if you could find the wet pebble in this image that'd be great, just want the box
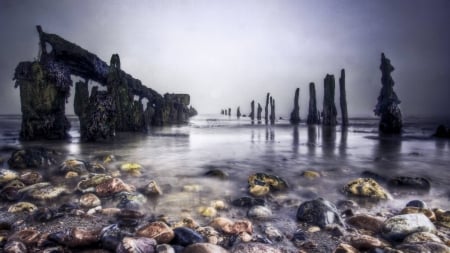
[396,242,450,253]
[301,170,321,179]
[403,231,443,244]
[8,202,37,213]
[387,176,431,192]
[80,193,101,208]
[247,205,272,220]
[4,240,27,253]
[296,198,343,228]
[343,234,387,251]
[342,178,392,200]
[0,168,18,184]
[156,244,175,253]
[210,217,253,235]
[172,227,204,247]
[231,242,281,253]
[264,224,283,242]
[95,178,135,197]
[136,221,174,244]
[382,213,436,241]
[400,206,436,221]
[48,227,100,248]
[231,196,265,208]
[333,243,358,253]
[116,236,156,253]
[59,159,87,174]
[204,169,229,179]
[18,170,43,185]
[345,214,384,233]
[120,163,143,177]
[183,243,229,253]
[406,199,427,208]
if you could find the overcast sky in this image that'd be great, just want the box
[0,0,449,118]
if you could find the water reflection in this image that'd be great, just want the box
[265,127,275,141]
[322,126,336,157]
[339,126,348,157]
[292,126,299,155]
[373,134,402,171]
[307,125,317,156]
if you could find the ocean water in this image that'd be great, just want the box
[0,114,449,220]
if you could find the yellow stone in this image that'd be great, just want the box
[249,184,270,197]
[301,170,321,179]
[343,178,392,200]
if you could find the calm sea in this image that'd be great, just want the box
[1,114,449,217]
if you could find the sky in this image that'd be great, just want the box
[0,0,449,118]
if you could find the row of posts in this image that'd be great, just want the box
[221,69,348,126]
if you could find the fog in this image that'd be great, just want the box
[1,0,449,118]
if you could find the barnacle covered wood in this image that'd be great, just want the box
[13,26,197,141]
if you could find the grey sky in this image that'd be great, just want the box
[1,0,449,117]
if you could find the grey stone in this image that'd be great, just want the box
[382,213,436,241]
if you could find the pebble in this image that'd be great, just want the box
[400,207,436,221]
[296,198,343,228]
[210,217,253,235]
[346,214,384,233]
[116,236,156,253]
[183,243,229,253]
[382,213,436,240]
[264,224,283,242]
[396,242,450,253]
[344,234,387,250]
[231,242,282,253]
[406,199,427,209]
[79,193,101,208]
[301,170,321,179]
[156,244,175,253]
[231,197,265,208]
[198,206,217,217]
[136,221,175,244]
[403,231,443,244]
[387,176,431,192]
[333,243,359,253]
[247,205,272,220]
[342,178,392,200]
[172,227,204,246]
[307,226,321,233]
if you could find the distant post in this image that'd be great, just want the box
[339,69,349,126]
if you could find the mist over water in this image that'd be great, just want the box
[1,115,449,220]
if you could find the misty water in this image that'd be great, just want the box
[1,114,449,222]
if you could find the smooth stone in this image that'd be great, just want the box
[172,227,204,246]
[333,243,359,253]
[301,170,321,179]
[204,169,229,180]
[231,197,265,208]
[346,214,384,233]
[387,176,431,192]
[296,198,343,228]
[231,242,281,253]
[247,205,272,220]
[198,206,217,217]
[396,242,450,253]
[183,243,229,253]
[156,244,175,253]
[116,237,156,253]
[400,207,436,221]
[263,225,283,242]
[382,213,436,241]
[406,200,427,209]
[344,234,386,250]
[79,193,101,208]
[403,231,443,244]
[210,217,253,235]
[343,178,392,200]
[136,221,174,244]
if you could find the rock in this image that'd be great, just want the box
[374,53,402,134]
[247,173,288,197]
[204,169,228,179]
[136,221,174,244]
[387,176,431,193]
[396,242,450,253]
[116,237,157,253]
[382,213,436,241]
[333,243,359,253]
[344,234,387,251]
[210,217,253,235]
[156,244,175,253]
[346,214,384,233]
[183,243,229,253]
[172,227,204,246]
[231,242,281,253]
[339,69,349,126]
[263,225,283,242]
[79,193,101,208]
[433,125,450,138]
[322,74,337,126]
[231,197,265,208]
[301,170,321,179]
[400,207,436,221]
[307,82,320,125]
[8,147,56,170]
[406,200,427,209]
[342,178,392,200]
[403,232,443,244]
[290,88,301,124]
[247,205,272,220]
[198,206,217,217]
[296,198,343,228]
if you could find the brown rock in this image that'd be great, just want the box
[344,234,387,251]
[396,242,450,253]
[346,214,384,233]
[136,221,174,244]
[232,242,281,253]
[183,243,229,253]
[403,232,443,244]
[333,243,359,253]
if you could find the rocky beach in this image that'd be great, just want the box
[0,115,449,252]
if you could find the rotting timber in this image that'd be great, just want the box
[13,26,197,141]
